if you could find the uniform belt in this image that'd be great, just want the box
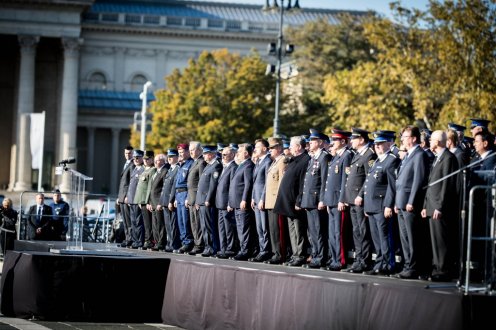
[176,187,187,193]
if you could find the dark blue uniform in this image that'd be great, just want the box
[175,158,194,250]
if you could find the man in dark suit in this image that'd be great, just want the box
[250,138,273,262]
[300,129,332,269]
[394,125,430,279]
[323,129,353,271]
[146,153,170,251]
[274,136,310,267]
[26,193,54,240]
[343,128,377,273]
[186,141,206,255]
[215,146,238,259]
[228,143,255,261]
[421,130,459,281]
[196,145,223,257]
[363,131,400,276]
[158,149,181,252]
[117,145,134,247]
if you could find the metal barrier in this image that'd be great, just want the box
[465,184,496,294]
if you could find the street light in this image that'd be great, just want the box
[139,81,152,151]
[263,0,299,137]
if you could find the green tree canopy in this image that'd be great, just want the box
[132,49,276,151]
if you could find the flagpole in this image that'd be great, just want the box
[37,111,45,192]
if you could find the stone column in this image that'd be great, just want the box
[59,37,82,192]
[12,35,40,192]
[110,128,120,195]
[114,47,125,90]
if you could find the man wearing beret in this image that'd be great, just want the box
[323,129,354,271]
[196,145,223,257]
[343,128,377,273]
[301,128,332,269]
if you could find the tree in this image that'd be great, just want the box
[130,49,276,151]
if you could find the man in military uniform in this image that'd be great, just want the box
[215,146,238,259]
[343,128,377,273]
[363,131,400,275]
[323,129,353,271]
[228,143,255,261]
[186,141,206,255]
[158,148,181,252]
[300,129,332,269]
[196,145,223,257]
[262,137,288,264]
[126,150,144,248]
[146,153,170,251]
[174,143,195,253]
[134,150,155,249]
[117,145,135,247]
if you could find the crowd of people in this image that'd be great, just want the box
[115,117,496,283]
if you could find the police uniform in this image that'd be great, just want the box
[300,129,332,268]
[159,149,181,252]
[196,146,223,256]
[175,144,194,253]
[343,128,377,272]
[363,132,400,275]
[323,129,353,270]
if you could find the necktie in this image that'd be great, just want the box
[37,206,42,224]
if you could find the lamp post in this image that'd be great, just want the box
[139,81,152,151]
[263,0,299,137]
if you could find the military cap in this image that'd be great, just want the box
[420,128,432,137]
[331,129,351,140]
[166,148,178,157]
[268,137,282,149]
[448,123,466,132]
[470,118,490,129]
[202,145,217,153]
[373,131,395,143]
[143,150,155,159]
[132,150,144,158]
[229,143,238,150]
[463,136,474,144]
[350,128,370,139]
[177,143,188,150]
[283,140,290,149]
[217,143,227,152]
[309,128,327,141]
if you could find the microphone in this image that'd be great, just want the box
[58,157,76,165]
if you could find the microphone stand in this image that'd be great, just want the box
[423,151,496,291]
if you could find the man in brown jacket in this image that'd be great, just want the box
[262,137,288,264]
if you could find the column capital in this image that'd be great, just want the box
[61,37,83,58]
[18,35,40,55]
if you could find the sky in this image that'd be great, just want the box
[202,0,431,19]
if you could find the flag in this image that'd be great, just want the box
[30,112,45,169]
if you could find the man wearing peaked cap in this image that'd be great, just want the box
[134,149,156,249]
[217,143,227,152]
[300,128,333,268]
[167,148,178,157]
[196,144,223,257]
[331,128,352,140]
[143,150,155,159]
[126,148,145,249]
[342,127,377,273]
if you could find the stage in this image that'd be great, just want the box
[1,241,495,329]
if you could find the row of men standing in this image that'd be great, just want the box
[116,119,495,282]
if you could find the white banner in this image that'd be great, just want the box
[30,112,45,169]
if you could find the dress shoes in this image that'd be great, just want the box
[165,248,174,253]
[348,266,364,273]
[232,253,249,261]
[303,262,321,269]
[188,247,203,255]
[225,251,237,257]
[131,243,143,249]
[201,251,214,257]
[178,245,193,254]
[215,252,229,259]
[264,258,282,265]
[288,259,304,267]
[326,265,342,271]
[395,270,418,279]
[430,273,451,282]
[364,269,380,276]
